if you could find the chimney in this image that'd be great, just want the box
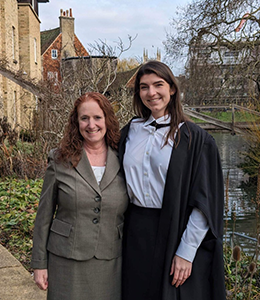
[59,8,75,58]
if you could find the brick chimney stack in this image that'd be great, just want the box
[59,8,75,58]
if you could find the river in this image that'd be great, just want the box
[212,132,258,257]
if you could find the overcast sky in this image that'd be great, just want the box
[39,0,190,75]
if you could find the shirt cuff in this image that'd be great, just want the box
[175,208,209,263]
[175,239,197,262]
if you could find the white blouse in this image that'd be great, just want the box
[123,115,209,262]
[91,166,105,185]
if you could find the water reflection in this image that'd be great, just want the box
[212,132,258,257]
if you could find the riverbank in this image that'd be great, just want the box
[187,107,260,133]
[197,121,258,132]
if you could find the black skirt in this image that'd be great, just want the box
[122,203,162,300]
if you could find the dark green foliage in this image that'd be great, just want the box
[239,143,260,186]
[0,178,43,270]
[19,129,36,143]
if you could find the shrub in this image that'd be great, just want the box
[0,118,47,179]
[0,178,43,270]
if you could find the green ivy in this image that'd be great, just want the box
[0,178,43,270]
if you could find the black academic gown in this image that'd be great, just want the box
[119,120,226,300]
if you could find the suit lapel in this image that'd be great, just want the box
[75,149,101,195]
[100,147,120,191]
[75,147,120,194]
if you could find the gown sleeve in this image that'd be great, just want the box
[189,134,224,239]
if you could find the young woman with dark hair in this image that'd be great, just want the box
[119,61,226,300]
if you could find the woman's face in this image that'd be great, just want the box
[139,73,176,119]
[77,98,107,148]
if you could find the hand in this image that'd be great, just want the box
[170,255,192,288]
[34,269,48,290]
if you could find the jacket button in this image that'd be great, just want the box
[94,207,100,214]
[94,196,101,202]
[92,218,99,224]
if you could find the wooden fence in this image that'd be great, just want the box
[183,104,260,134]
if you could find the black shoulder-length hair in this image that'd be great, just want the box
[133,60,189,146]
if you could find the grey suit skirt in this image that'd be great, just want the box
[47,252,122,300]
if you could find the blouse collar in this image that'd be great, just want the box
[144,114,171,127]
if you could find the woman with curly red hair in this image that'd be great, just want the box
[31,92,128,300]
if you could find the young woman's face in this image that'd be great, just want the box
[139,73,176,119]
[77,99,107,148]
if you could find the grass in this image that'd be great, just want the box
[191,111,260,123]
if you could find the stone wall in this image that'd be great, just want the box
[0,0,21,126]
[18,3,41,129]
[0,1,42,129]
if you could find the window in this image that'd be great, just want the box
[198,49,211,59]
[33,0,37,10]
[13,91,17,124]
[224,51,239,57]
[54,72,58,84]
[35,95,38,111]
[47,71,59,85]
[47,71,54,80]
[51,49,58,59]
[12,26,15,60]
[34,38,37,63]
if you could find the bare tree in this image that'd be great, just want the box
[164,0,260,106]
[0,35,137,158]
[61,35,137,99]
[29,34,137,151]
[59,36,137,128]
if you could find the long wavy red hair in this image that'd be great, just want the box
[55,92,120,167]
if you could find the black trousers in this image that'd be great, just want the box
[122,204,162,300]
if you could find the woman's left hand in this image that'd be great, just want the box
[170,255,192,287]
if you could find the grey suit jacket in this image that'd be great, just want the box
[31,147,129,269]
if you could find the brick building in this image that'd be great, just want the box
[0,0,48,129]
[41,8,88,87]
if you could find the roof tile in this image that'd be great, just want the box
[40,27,60,54]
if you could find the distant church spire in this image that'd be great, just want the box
[156,48,161,61]
[143,48,161,63]
[143,48,148,63]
